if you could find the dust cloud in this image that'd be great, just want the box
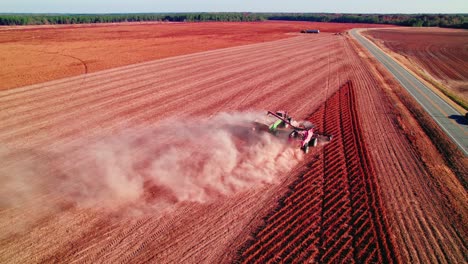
[0,112,303,214]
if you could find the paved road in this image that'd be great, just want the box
[350,29,468,156]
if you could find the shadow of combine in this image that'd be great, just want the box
[448,114,468,125]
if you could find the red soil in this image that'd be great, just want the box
[0,25,465,263]
[239,82,397,263]
[0,21,391,90]
[364,27,468,102]
[345,34,467,263]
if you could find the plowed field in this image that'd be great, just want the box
[0,26,466,263]
[239,82,396,263]
[364,27,468,102]
[0,21,390,90]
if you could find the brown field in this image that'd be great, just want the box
[0,21,390,90]
[364,27,468,104]
[0,22,466,263]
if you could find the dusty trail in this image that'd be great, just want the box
[0,31,465,263]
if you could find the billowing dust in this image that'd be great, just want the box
[0,112,303,216]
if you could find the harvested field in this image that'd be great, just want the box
[0,21,391,90]
[364,27,468,103]
[0,25,466,263]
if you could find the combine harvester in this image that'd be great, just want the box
[254,111,333,153]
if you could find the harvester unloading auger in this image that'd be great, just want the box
[254,111,333,153]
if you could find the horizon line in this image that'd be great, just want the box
[0,12,467,15]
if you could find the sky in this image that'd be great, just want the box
[0,0,467,14]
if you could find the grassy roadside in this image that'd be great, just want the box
[362,30,468,112]
[413,66,468,110]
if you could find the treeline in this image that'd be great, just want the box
[0,13,266,25]
[0,13,466,29]
[267,13,468,28]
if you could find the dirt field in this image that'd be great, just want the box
[364,27,468,104]
[0,23,466,263]
[0,21,390,90]
[239,82,397,263]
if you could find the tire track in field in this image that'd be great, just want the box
[29,49,89,74]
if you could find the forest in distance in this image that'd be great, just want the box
[0,12,467,28]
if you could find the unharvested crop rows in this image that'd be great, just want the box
[238,81,396,263]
